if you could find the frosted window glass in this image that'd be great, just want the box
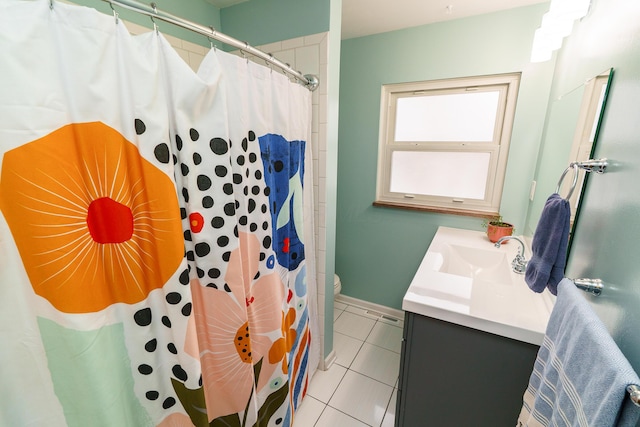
[389,151,490,199]
[394,91,500,142]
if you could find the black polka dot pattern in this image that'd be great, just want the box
[210,137,228,155]
[179,269,189,285]
[166,292,182,304]
[138,364,153,375]
[132,120,206,417]
[197,175,212,191]
[145,339,157,352]
[195,242,210,257]
[172,365,188,382]
[162,397,176,409]
[133,112,312,422]
[141,124,283,419]
[154,144,170,164]
[134,308,152,326]
[161,316,172,328]
[182,303,192,316]
[134,118,146,135]
[131,292,199,412]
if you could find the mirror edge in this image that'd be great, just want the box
[566,67,614,258]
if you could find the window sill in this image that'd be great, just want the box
[372,201,498,220]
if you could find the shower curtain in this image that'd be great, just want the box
[0,1,318,426]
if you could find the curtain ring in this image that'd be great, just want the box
[209,26,217,50]
[267,54,274,73]
[109,2,119,24]
[49,0,54,10]
[150,2,159,34]
[555,163,579,200]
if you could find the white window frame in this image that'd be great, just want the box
[375,73,521,216]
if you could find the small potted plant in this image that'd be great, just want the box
[483,215,514,243]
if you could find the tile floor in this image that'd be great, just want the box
[293,300,404,427]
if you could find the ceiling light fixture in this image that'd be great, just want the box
[530,0,591,63]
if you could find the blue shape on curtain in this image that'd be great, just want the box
[259,133,306,271]
[292,309,309,398]
[295,265,308,297]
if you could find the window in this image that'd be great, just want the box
[375,73,521,216]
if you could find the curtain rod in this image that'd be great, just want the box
[100,0,319,91]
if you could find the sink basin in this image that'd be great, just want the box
[402,226,553,345]
[439,244,512,284]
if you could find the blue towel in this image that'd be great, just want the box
[525,193,571,295]
[517,278,640,427]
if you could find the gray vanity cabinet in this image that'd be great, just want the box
[395,312,539,426]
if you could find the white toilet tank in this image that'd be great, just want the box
[334,274,341,296]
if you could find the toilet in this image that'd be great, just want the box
[333,274,342,297]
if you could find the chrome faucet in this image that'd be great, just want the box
[494,236,528,274]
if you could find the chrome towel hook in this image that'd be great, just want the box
[577,158,608,174]
[628,385,640,407]
[571,278,604,296]
[555,158,608,200]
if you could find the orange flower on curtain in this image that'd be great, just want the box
[0,122,184,313]
[268,307,297,376]
[192,231,287,422]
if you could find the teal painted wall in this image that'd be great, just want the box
[555,1,640,372]
[69,0,221,47]
[220,0,329,47]
[336,4,556,310]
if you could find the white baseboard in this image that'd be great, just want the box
[320,349,336,371]
[335,294,404,321]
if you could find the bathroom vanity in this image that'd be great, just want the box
[397,227,553,426]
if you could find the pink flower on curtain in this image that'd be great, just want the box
[192,232,286,422]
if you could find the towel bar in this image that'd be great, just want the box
[628,385,640,407]
[566,278,640,408]
[569,279,640,408]
[571,278,603,296]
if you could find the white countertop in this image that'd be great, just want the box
[402,226,553,345]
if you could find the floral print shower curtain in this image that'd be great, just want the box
[0,1,317,426]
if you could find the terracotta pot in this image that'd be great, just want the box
[486,222,514,243]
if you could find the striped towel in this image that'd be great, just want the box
[517,278,640,427]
